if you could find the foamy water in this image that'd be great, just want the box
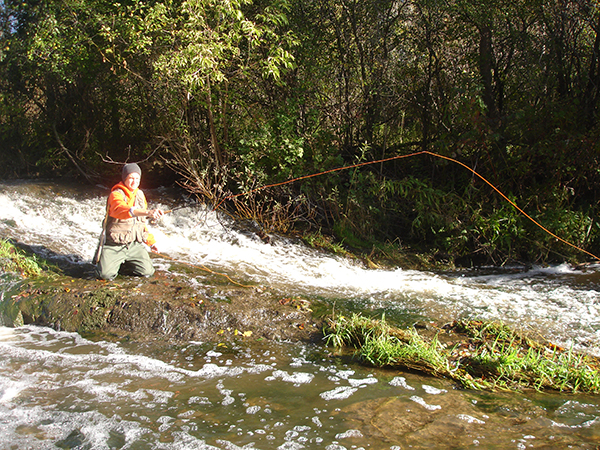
[0,325,454,449]
[1,181,600,448]
[1,180,599,353]
[1,325,599,449]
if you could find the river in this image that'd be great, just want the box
[0,179,599,449]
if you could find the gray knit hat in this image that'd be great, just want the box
[122,163,142,182]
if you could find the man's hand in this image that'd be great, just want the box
[148,209,164,221]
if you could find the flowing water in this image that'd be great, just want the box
[0,179,599,449]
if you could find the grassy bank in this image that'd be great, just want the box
[324,313,600,393]
[0,239,45,278]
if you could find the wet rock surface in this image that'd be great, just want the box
[1,261,324,345]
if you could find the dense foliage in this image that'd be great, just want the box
[1,0,600,265]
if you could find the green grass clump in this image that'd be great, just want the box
[325,314,452,379]
[302,231,349,256]
[324,314,600,393]
[0,239,44,278]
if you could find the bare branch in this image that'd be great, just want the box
[52,124,98,183]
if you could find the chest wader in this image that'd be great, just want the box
[95,189,155,280]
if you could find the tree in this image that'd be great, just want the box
[134,0,297,200]
[0,0,162,179]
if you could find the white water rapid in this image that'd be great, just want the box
[1,179,600,449]
[1,180,599,354]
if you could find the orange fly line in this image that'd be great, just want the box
[214,150,600,262]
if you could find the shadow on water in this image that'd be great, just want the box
[9,238,97,279]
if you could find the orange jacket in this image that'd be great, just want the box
[106,182,156,247]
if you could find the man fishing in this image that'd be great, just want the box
[95,163,164,280]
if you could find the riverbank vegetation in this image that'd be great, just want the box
[324,313,600,393]
[0,239,45,278]
[2,0,600,266]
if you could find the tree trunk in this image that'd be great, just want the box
[206,77,223,167]
[478,23,499,124]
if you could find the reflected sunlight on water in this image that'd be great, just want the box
[1,326,599,449]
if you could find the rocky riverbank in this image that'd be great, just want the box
[1,253,324,345]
